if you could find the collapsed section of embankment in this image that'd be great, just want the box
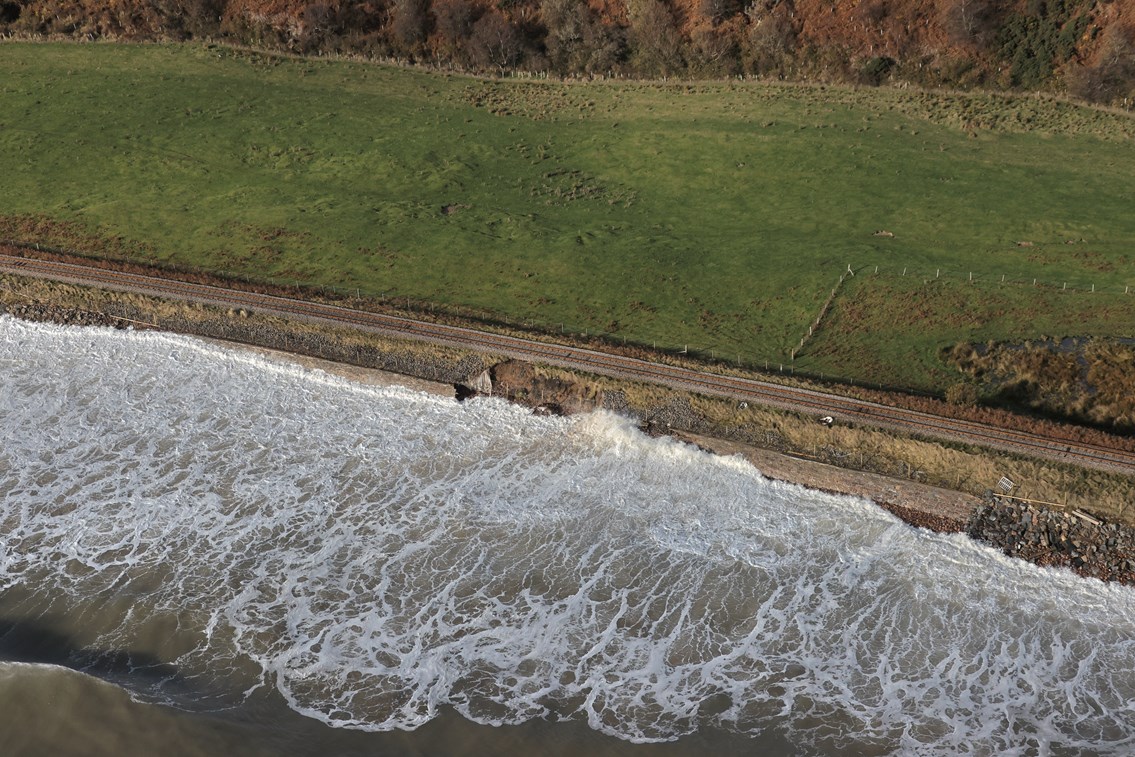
[463,359,1135,586]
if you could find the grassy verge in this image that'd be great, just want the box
[1,42,1134,396]
[803,272,1135,393]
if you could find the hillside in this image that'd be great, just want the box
[2,0,1133,103]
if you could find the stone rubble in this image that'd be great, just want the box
[4,302,127,328]
[967,497,1135,585]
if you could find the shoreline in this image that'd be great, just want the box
[207,338,457,398]
[669,431,978,533]
[228,337,980,534]
[4,295,1135,585]
[222,340,1135,585]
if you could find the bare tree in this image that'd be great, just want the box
[297,2,339,52]
[937,0,995,50]
[743,0,797,76]
[699,0,742,27]
[1068,24,1135,105]
[469,10,523,73]
[689,22,741,76]
[432,0,483,64]
[181,0,226,37]
[856,0,889,30]
[391,0,430,56]
[433,1,477,50]
[540,0,623,75]
[627,0,683,76]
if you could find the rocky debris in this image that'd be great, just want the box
[878,502,967,533]
[601,389,631,416]
[641,398,701,436]
[1,302,133,328]
[968,497,1135,584]
[455,368,493,401]
[468,359,601,416]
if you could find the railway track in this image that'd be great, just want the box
[3,252,1133,475]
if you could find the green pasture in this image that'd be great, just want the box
[1,42,1133,393]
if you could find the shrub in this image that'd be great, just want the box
[860,56,896,86]
[946,382,980,407]
[997,0,1091,89]
[1067,25,1135,105]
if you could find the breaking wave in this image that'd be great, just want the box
[2,316,1135,755]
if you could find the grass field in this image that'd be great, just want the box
[2,42,1134,393]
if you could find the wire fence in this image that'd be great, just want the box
[852,262,1135,295]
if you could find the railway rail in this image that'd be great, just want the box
[2,252,1133,475]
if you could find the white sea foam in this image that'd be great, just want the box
[2,315,1135,755]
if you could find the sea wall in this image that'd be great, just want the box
[968,497,1135,584]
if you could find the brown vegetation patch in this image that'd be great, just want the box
[460,82,598,122]
[946,337,1135,433]
[5,0,1135,109]
[0,214,157,261]
[487,359,603,415]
